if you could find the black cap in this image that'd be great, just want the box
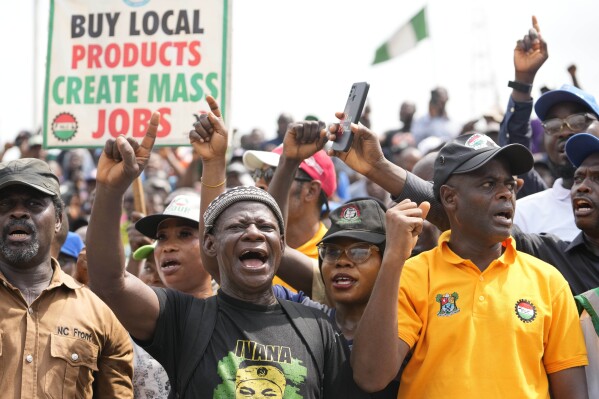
[319,199,386,245]
[432,133,533,199]
[0,158,60,197]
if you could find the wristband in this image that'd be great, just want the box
[508,80,532,94]
[201,178,226,188]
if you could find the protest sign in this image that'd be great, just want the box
[43,0,230,148]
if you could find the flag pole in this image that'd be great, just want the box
[33,0,39,129]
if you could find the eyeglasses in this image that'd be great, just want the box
[318,242,380,263]
[541,113,597,136]
[252,167,313,184]
[252,167,275,183]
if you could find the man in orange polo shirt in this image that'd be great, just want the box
[351,134,588,398]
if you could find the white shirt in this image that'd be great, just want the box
[514,178,580,241]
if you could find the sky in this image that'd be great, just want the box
[2,0,599,145]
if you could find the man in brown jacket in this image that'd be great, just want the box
[0,158,133,398]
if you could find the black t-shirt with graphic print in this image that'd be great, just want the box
[141,288,363,398]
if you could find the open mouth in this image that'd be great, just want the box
[6,224,33,242]
[239,249,268,269]
[573,197,594,216]
[331,274,356,289]
[160,258,182,275]
[493,209,513,224]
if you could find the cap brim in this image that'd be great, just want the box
[135,214,198,238]
[318,230,386,246]
[242,150,280,171]
[565,133,599,167]
[133,243,156,261]
[534,89,598,120]
[0,179,57,196]
[453,143,533,176]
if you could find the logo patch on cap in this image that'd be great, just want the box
[337,204,362,225]
[464,133,498,150]
[515,299,537,323]
[167,196,191,214]
[172,196,189,207]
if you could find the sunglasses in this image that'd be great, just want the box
[252,167,313,184]
[541,113,597,136]
[318,242,380,263]
[252,167,275,183]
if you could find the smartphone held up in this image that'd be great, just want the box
[331,82,370,152]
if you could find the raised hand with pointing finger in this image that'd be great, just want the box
[195,96,229,280]
[511,15,548,101]
[87,109,165,345]
[96,112,159,194]
[188,95,228,165]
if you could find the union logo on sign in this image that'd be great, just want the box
[52,112,78,142]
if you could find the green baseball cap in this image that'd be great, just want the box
[319,199,387,245]
[133,242,156,261]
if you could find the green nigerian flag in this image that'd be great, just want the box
[373,7,428,65]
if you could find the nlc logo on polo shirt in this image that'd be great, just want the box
[515,299,537,323]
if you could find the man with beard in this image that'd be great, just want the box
[509,85,599,241]
[0,158,133,398]
[498,16,599,241]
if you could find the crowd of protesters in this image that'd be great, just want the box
[1,15,598,399]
